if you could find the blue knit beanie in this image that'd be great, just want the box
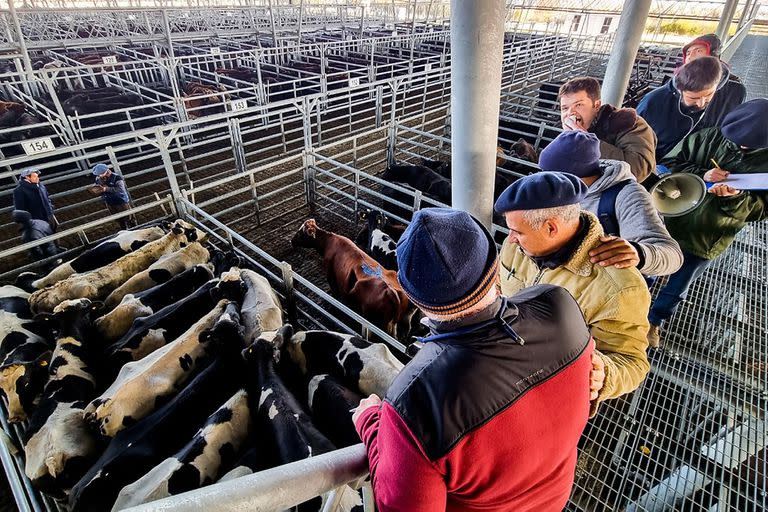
[92,163,110,176]
[721,99,768,149]
[396,208,498,316]
[494,171,588,213]
[538,131,601,177]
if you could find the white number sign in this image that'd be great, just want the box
[230,99,248,112]
[102,55,118,64]
[391,31,398,37]
[210,47,221,55]
[21,137,55,156]
[424,63,433,71]
[348,77,361,87]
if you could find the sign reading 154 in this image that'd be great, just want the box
[21,137,56,156]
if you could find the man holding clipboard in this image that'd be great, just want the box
[647,99,768,347]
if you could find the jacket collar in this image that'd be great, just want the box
[561,212,604,277]
[423,296,504,335]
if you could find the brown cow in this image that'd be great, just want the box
[292,219,416,340]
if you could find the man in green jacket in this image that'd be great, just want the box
[648,99,768,346]
[496,172,651,413]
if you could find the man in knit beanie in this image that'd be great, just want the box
[495,172,651,409]
[353,207,593,511]
[649,98,768,347]
[539,131,682,277]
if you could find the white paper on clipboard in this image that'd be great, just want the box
[720,173,768,190]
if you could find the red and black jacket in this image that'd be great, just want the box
[356,284,594,512]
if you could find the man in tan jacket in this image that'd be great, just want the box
[495,172,651,410]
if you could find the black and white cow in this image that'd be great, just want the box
[84,300,240,437]
[27,226,165,290]
[103,242,210,309]
[69,342,246,512]
[284,330,404,398]
[239,268,283,343]
[24,298,100,496]
[109,308,250,510]
[307,374,362,449]
[29,220,206,314]
[112,388,251,510]
[355,210,399,271]
[0,285,53,423]
[105,270,243,368]
[219,325,336,482]
[94,264,214,342]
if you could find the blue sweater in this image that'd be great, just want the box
[637,64,746,159]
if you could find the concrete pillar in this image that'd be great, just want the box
[716,0,741,42]
[600,0,652,108]
[450,0,506,228]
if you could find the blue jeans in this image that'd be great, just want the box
[648,251,711,326]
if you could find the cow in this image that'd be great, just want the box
[111,389,251,510]
[219,325,336,482]
[94,264,214,342]
[284,330,404,398]
[24,298,100,496]
[382,163,451,205]
[105,270,244,368]
[27,226,165,290]
[239,268,283,343]
[355,210,399,271]
[103,242,210,309]
[84,300,241,437]
[291,219,416,340]
[307,374,362,449]
[0,285,53,423]
[69,341,246,512]
[28,220,205,314]
[419,156,451,179]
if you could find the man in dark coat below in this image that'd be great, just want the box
[558,76,657,182]
[638,55,746,159]
[352,207,593,511]
[88,163,136,230]
[12,169,58,232]
[12,209,60,262]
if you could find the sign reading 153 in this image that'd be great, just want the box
[230,99,248,112]
[21,137,55,156]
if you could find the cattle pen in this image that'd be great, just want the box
[0,1,766,512]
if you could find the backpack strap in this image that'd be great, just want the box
[597,179,633,236]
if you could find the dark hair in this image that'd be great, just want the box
[559,77,601,102]
[676,56,722,92]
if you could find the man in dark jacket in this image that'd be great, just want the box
[559,77,657,182]
[638,56,746,159]
[12,209,60,261]
[648,99,768,347]
[88,163,136,230]
[353,207,593,512]
[12,169,58,232]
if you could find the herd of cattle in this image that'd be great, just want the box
[1,219,406,511]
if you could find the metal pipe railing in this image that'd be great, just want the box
[120,444,369,512]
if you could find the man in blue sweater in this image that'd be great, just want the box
[638,56,745,159]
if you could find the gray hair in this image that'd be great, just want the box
[522,204,581,229]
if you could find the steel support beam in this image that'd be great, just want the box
[600,0,652,108]
[450,0,505,227]
[716,0,741,42]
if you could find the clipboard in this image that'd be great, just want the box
[719,173,768,190]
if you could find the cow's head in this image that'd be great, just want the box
[496,146,507,168]
[0,351,51,423]
[291,219,319,249]
[169,220,207,244]
[201,300,245,350]
[40,298,102,341]
[242,324,293,364]
[510,138,539,164]
[212,268,246,304]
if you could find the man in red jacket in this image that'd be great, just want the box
[352,207,594,512]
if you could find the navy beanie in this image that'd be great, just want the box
[539,131,601,177]
[494,171,588,213]
[721,99,768,149]
[396,208,498,316]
